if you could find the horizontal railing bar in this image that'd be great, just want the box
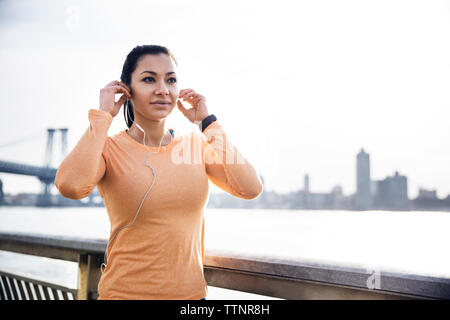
[0,232,106,255]
[204,266,425,300]
[1,231,450,300]
[0,239,81,262]
[205,249,450,300]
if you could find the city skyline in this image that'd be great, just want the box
[3,146,448,211]
[0,129,449,200]
[1,143,448,204]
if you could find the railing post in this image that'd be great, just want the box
[76,254,88,300]
[76,254,103,300]
[87,254,103,300]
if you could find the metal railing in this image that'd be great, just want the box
[0,270,77,300]
[1,231,449,300]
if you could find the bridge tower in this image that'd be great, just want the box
[0,178,4,205]
[44,128,56,168]
[60,128,68,162]
[37,128,69,206]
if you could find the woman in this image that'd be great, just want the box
[54,45,263,300]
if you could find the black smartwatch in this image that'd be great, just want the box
[199,114,217,132]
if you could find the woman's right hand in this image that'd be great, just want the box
[99,80,131,117]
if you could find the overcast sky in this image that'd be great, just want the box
[0,0,449,198]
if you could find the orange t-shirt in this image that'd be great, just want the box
[54,109,263,300]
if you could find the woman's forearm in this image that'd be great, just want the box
[203,121,263,200]
[54,109,112,200]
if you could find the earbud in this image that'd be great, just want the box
[134,122,145,134]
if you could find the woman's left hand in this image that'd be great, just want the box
[177,89,210,124]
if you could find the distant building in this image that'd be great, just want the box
[417,188,437,200]
[291,175,349,209]
[331,185,343,196]
[411,187,446,211]
[303,192,333,209]
[373,171,409,209]
[355,148,372,210]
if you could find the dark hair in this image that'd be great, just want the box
[120,45,178,128]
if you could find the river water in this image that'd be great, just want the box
[1,206,449,299]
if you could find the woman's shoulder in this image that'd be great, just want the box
[101,130,127,153]
[108,129,127,141]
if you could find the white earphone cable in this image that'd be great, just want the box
[100,100,174,273]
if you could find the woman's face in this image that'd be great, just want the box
[129,53,178,121]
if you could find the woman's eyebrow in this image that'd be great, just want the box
[140,71,176,76]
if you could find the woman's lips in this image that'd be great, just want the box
[150,103,170,108]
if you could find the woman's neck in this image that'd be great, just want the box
[127,117,171,147]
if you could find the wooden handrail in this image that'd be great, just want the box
[1,231,449,300]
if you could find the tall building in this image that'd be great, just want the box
[355,148,372,210]
[304,174,310,194]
